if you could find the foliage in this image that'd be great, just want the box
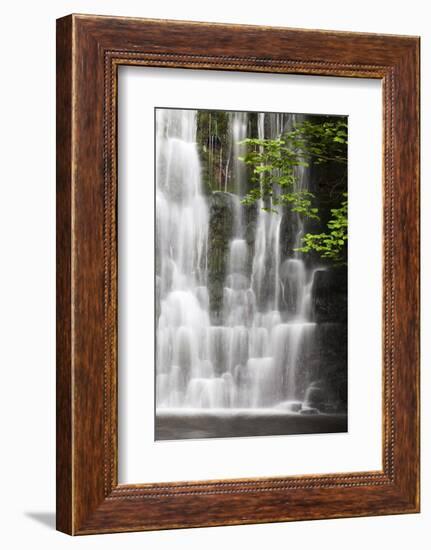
[295,194,348,263]
[239,119,347,213]
[238,118,348,262]
[285,119,348,165]
[239,136,319,216]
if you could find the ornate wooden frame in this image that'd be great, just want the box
[56,14,420,535]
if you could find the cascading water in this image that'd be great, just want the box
[156,108,325,417]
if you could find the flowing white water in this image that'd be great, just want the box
[156,109,320,412]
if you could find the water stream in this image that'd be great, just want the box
[156,108,324,415]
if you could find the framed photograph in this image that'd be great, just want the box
[56,14,420,535]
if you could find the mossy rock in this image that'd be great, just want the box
[207,192,235,320]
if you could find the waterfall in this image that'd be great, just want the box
[156,108,321,413]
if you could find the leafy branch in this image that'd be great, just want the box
[295,194,348,263]
[238,119,348,262]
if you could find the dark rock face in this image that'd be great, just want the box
[279,208,299,260]
[300,322,347,412]
[291,266,348,412]
[312,266,348,323]
[243,203,258,263]
[317,322,348,411]
[207,192,234,323]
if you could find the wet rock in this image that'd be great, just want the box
[288,321,347,412]
[300,407,319,415]
[207,192,234,320]
[279,209,299,259]
[312,266,347,323]
[243,203,258,245]
[304,381,326,410]
[276,400,302,413]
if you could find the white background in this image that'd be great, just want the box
[119,68,382,483]
[0,1,428,548]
